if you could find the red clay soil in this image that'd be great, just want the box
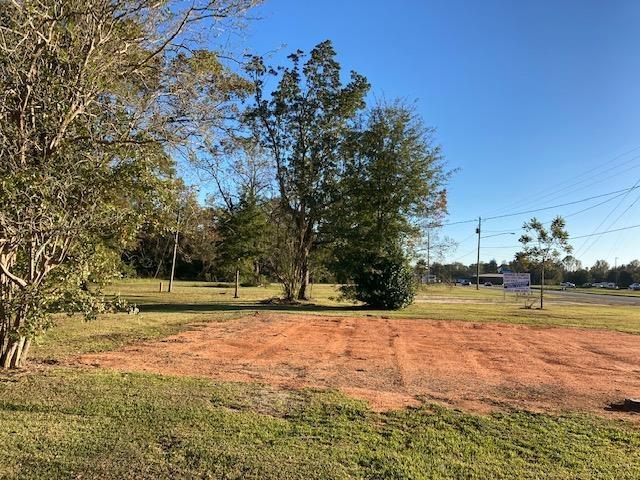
[77,313,640,416]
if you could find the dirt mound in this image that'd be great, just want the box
[76,313,640,416]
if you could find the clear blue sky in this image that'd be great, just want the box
[235,0,640,268]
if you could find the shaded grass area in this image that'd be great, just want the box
[32,311,242,363]
[1,369,639,480]
[29,280,640,363]
[101,280,640,334]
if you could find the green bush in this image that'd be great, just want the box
[342,251,416,309]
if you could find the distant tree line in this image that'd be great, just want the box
[425,257,640,288]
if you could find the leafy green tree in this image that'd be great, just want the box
[124,186,219,281]
[590,260,610,283]
[342,248,417,309]
[564,268,591,286]
[215,191,271,292]
[518,217,572,309]
[561,255,582,272]
[327,101,448,308]
[627,260,640,282]
[0,0,256,368]
[415,227,456,282]
[246,40,370,300]
[429,262,452,283]
[485,259,499,273]
[203,143,273,290]
[617,269,634,288]
[415,259,429,281]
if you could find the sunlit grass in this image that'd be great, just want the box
[4,278,639,479]
[1,369,639,479]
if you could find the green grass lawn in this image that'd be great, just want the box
[545,285,640,297]
[1,278,639,479]
[108,279,640,332]
[28,280,640,364]
[1,369,639,479]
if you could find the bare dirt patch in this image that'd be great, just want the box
[76,313,640,415]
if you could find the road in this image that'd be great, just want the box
[549,289,640,306]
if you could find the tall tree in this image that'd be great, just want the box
[215,191,271,291]
[246,40,370,300]
[203,143,273,290]
[416,226,456,281]
[327,101,449,307]
[561,255,582,273]
[0,0,257,368]
[518,216,572,309]
[590,260,610,282]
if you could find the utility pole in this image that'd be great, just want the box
[426,228,431,284]
[476,217,481,290]
[615,257,619,287]
[168,211,180,293]
[234,259,240,299]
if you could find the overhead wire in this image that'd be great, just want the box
[573,176,640,258]
[441,184,640,227]
[483,146,640,217]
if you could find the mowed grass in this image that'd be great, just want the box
[545,285,640,297]
[30,280,640,363]
[108,279,640,332]
[1,369,640,479]
[31,310,242,363]
[1,278,638,479]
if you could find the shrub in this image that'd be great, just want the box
[342,251,416,309]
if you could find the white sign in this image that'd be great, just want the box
[503,272,531,292]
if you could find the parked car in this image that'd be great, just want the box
[629,283,640,291]
[484,281,493,287]
[560,282,576,288]
[455,278,472,286]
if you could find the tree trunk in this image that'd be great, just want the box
[0,335,29,369]
[297,261,309,300]
[0,251,30,369]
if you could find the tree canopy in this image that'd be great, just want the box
[0,0,258,368]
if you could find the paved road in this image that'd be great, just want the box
[549,290,640,306]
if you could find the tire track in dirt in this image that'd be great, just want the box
[76,312,640,417]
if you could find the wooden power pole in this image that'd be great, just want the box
[476,217,481,290]
[168,211,180,293]
[234,260,240,299]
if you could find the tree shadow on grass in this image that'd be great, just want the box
[136,302,370,315]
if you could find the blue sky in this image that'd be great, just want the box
[231,0,640,267]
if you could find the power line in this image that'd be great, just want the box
[441,184,640,226]
[490,160,640,218]
[574,176,640,258]
[481,223,640,248]
[454,231,477,245]
[570,223,640,239]
[442,217,478,226]
[483,186,640,221]
[604,196,640,259]
[450,248,477,262]
[484,146,640,217]
[561,188,634,220]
